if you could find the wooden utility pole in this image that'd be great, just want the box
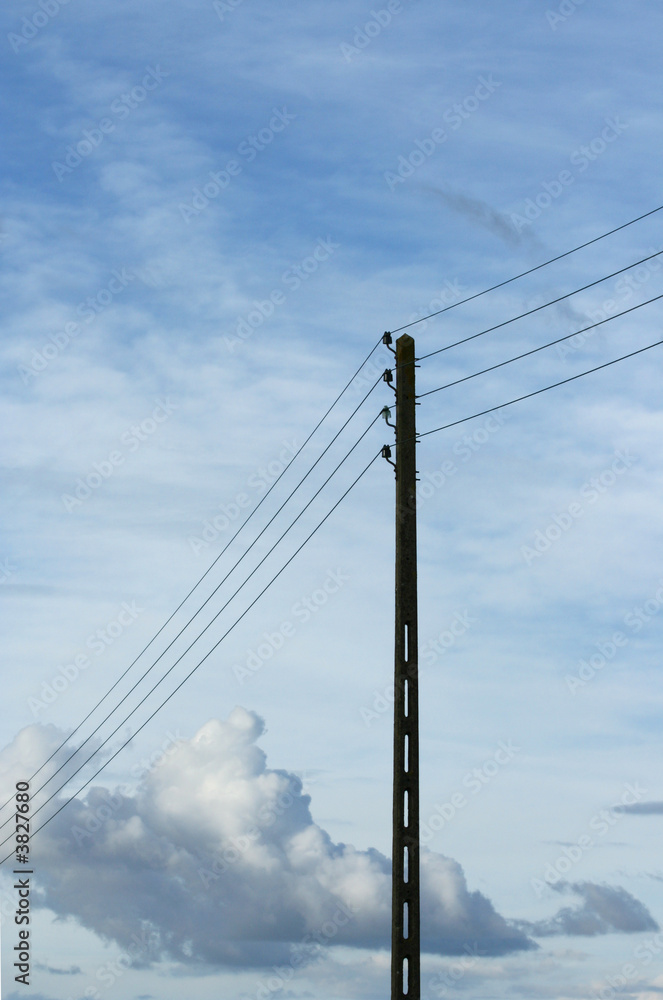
[391,333,420,999]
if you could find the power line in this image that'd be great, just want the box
[12,206,661,811]
[390,202,663,335]
[0,374,383,839]
[414,250,663,364]
[10,204,663,854]
[0,338,384,820]
[418,291,663,398]
[0,448,382,866]
[418,337,663,440]
[21,334,657,851]
[0,413,383,850]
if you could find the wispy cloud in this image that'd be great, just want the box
[615,801,663,815]
[416,184,543,249]
[516,881,659,937]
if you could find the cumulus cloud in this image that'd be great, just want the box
[0,720,109,816]
[0,710,534,970]
[3,714,658,974]
[516,881,659,938]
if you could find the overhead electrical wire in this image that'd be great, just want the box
[0,347,385,820]
[2,407,382,832]
[390,201,663,334]
[0,447,382,867]
[9,204,663,832]
[417,337,663,440]
[411,249,663,364]
[418,291,663,398]
[0,372,384,837]
[0,411,383,853]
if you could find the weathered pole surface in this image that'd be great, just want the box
[391,333,420,1000]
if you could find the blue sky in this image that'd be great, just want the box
[2,1,663,998]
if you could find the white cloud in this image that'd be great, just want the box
[1,709,534,970]
[4,2,663,996]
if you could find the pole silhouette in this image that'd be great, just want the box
[391,333,420,999]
